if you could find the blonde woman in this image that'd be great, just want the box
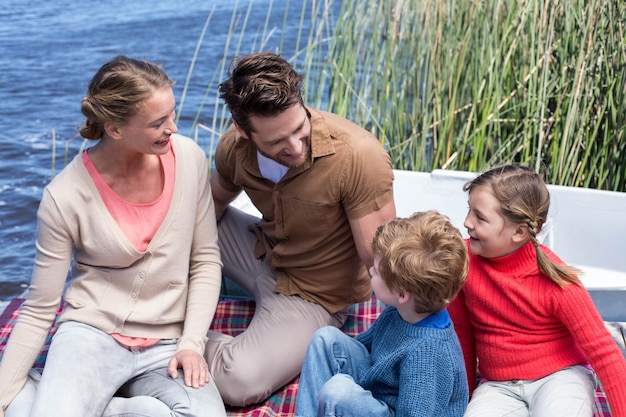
[0,56,225,417]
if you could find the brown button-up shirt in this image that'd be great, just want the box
[214,108,394,313]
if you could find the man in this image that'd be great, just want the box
[205,52,396,407]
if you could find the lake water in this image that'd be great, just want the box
[0,0,338,301]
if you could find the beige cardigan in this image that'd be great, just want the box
[0,134,222,413]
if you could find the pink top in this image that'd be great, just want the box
[82,148,175,252]
[83,148,176,347]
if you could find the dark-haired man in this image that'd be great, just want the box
[205,52,395,407]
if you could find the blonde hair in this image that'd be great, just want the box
[464,165,581,287]
[372,210,469,313]
[80,55,175,140]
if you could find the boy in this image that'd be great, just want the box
[295,211,469,417]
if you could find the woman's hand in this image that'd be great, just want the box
[167,350,211,388]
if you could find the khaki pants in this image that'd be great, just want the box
[465,365,597,417]
[205,207,349,407]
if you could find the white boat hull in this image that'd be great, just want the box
[232,169,626,321]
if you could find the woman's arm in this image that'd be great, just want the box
[0,187,73,413]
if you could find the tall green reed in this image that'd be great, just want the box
[179,0,342,168]
[310,0,626,190]
[56,0,624,191]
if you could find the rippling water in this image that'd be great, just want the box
[0,0,334,300]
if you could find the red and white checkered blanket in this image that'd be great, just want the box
[0,297,613,416]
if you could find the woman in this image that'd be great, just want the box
[0,56,226,417]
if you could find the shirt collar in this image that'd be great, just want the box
[307,107,335,159]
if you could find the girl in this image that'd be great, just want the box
[0,56,226,417]
[448,165,626,417]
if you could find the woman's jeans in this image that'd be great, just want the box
[6,320,225,417]
[464,365,597,417]
[295,326,392,417]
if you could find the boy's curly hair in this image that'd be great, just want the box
[372,210,469,313]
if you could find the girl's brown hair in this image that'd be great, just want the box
[464,165,581,288]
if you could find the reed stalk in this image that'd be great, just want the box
[59,0,626,191]
[294,0,625,190]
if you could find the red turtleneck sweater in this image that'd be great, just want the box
[449,240,626,416]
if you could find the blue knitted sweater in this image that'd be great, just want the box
[356,307,468,417]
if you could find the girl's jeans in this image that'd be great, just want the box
[7,320,226,417]
[295,326,392,417]
[464,365,596,417]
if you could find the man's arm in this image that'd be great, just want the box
[209,170,241,221]
[348,200,396,270]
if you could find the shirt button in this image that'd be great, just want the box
[139,272,146,279]
[131,292,138,298]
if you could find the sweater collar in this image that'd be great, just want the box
[481,240,539,276]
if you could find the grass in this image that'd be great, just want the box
[56,0,626,192]
[314,0,626,191]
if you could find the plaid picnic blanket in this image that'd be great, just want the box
[0,297,613,417]
[0,296,381,416]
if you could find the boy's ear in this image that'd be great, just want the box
[512,223,530,243]
[398,291,412,305]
